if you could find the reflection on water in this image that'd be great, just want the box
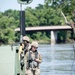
[0,44,75,75]
[39,44,75,75]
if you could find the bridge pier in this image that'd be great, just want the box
[51,31,57,45]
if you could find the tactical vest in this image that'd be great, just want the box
[27,50,39,69]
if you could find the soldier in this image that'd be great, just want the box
[19,36,30,70]
[25,41,42,75]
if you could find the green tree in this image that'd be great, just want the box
[0,16,15,44]
[45,0,75,21]
[0,0,74,44]
[25,7,40,27]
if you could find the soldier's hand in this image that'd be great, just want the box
[34,59,39,62]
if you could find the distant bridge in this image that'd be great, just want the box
[14,25,73,45]
[14,25,72,32]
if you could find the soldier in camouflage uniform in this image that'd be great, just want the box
[19,36,30,70]
[25,41,42,75]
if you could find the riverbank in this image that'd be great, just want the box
[0,38,74,45]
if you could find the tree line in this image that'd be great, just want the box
[0,0,75,44]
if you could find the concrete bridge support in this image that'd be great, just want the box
[51,31,57,45]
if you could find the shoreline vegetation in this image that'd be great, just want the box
[0,1,75,45]
[0,38,74,46]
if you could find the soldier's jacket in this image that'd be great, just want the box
[19,43,31,60]
[25,50,42,70]
[19,43,24,60]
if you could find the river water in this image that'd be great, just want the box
[0,44,75,75]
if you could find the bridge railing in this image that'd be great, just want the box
[14,48,20,75]
[14,47,26,75]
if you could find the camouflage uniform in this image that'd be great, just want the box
[25,41,42,75]
[19,36,30,70]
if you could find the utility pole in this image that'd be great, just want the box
[17,0,33,43]
[20,4,25,43]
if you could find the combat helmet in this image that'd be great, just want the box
[23,36,30,42]
[31,41,38,48]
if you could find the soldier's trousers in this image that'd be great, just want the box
[26,69,40,75]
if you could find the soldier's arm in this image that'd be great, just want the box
[39,53,42,63]
[35,52,42,63]
[24,52,29,70]
[19,46,22,60]
[19,43,25,60]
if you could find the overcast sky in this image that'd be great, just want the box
[0,0,44,12]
